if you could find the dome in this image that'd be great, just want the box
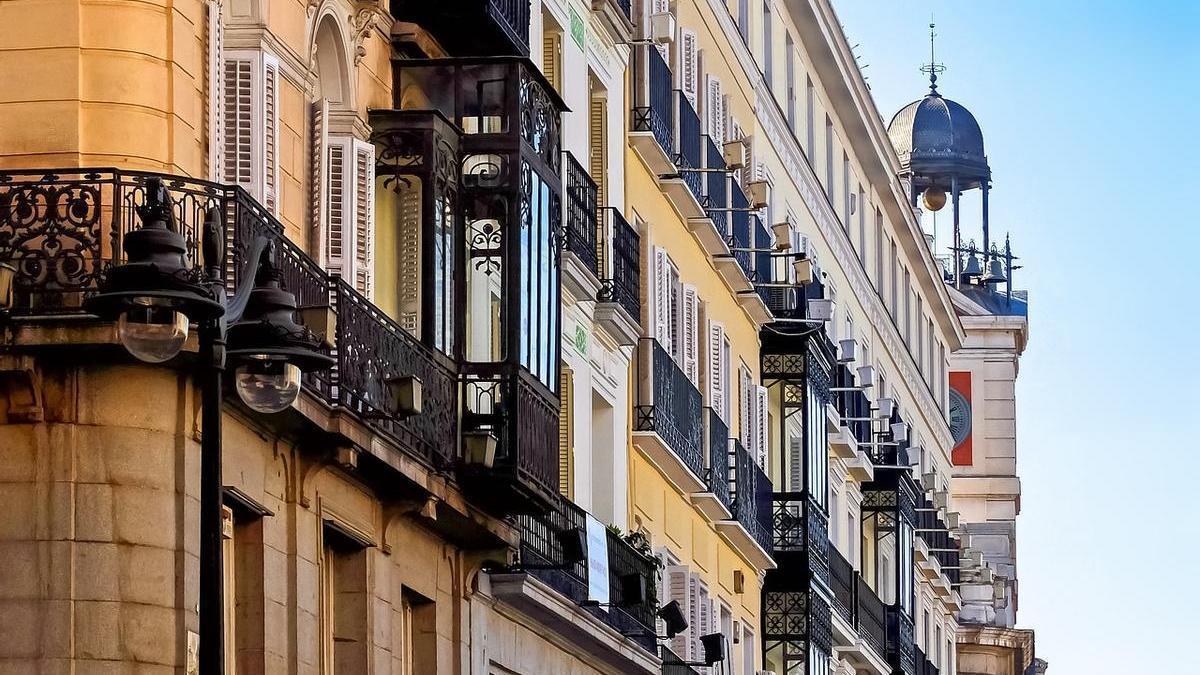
[888,92,989,186]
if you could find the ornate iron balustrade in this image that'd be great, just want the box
[598,207,641,322]
[729,183,753,278]
[562,151,600,277]
[660,645,701,675]
[635,339,705,480]
[703,136,728,235]
[751,214,773,300]
[488,0,531,53]
[633,45,674,158]
[887,604,917,675]
[829,544,856,626]
[674,91,703,205]
[517,492,659,650]
[0,167,458,468]
[729,439,773,554]
[705,408,732,510]
[857,575,887,659]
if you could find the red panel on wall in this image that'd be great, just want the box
[950,371,973,466]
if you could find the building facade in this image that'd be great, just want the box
[0,1,1037,675]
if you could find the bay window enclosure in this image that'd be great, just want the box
[390,57,566,512]
[861,468,919,674]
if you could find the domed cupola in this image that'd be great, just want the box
[888,90,989,189]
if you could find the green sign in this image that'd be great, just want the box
[569,7,585,50]
[574,324,588,355]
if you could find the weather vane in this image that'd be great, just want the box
[919,19,946,94]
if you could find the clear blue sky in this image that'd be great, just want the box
[832,1,1200,672]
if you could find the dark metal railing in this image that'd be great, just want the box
[0,168,458,468]
[857,575,887,658]
[705,409,732,510]
[834,363,873,445]
[488,0,531,53]
[660,644,701,675]
[770,492,805,552]
[633,45,674,158]
[613,0,633,21]
[674,91,703,205]
[729,439,773,554]
[829,545,856,626]
[635,339,705,480]
[598,207,641,322]
[563,151,600,277]
[703,136,728,235]
[917,495,960,586]
[517,493,658,650]
[751,214,772,282]
[729,183,753,278]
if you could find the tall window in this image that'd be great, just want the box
[738,0,750,43]
[873,209,883,288]
[807,379,828,509]
[805,77,815,155]
[842,154,851,229]
[857,186,865,262]
[517,162,559,388]
[890,239,899,316]
[401,589,437,674]
[785,33,795,128]
[321,525,369,673]
[824,116,834,198]
[762,1,773,86]
[899,520,914,615]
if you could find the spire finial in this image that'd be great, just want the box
[919,18,946,95]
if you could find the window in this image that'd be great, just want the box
[558,365,574,497]
[829,488,841,547]
[857,186,866,263]
[917,299,925,375]
[222,50,280,213]
[842,154,850,229]
[762,1,773,86]
[541,18,562,93]
[785,33,795,128]
[222,499,268,675]
[807,378,828,509]
[320,524,369,673]
[401,588,436,675]
[899,520,914,615]
[738,0,750,43]
[890,239,899,316]
[517,162,560,388]
[742,626,756,675]
[873,209,883,288]
[205,1,224,181]
[323,136,376,297]
[708,320,732,422]
[588,77,609,208]
[904,270,912,344]
[805,77,815,156]
[934,624,943,669]
[824,116,834,198]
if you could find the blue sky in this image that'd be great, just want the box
[832,1,1200,671]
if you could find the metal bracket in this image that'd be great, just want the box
[0,354,43,422]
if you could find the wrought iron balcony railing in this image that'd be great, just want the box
[673,91,703,205]
[598,207,641,322]
[917,495,960,585]
[829,545,856,626]
[0,168,459,469]
[517,492,659,651]
[633,45,674,159]
[563,151,600,278]
[834,363,874,445]
[729,183,753,278]
[857,575,887,659]
[915,646,941,675]
[660,644,702,675]
[635,338,705,481]
[705,409,732,511]
[702,136,728,235]
[729,440,773,554]
[392,0,530,56]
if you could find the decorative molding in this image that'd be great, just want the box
[351,2,391,65]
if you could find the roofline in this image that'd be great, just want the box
[791,0,966,350]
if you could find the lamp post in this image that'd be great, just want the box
[85,177,333,675]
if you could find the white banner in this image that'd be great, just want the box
[585,514,610,605]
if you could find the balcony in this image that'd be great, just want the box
[915,647,941,675]
[694,136,730,256]
[691,408,733,520]
[857,575,888,659]
[738,214,773,323]
[716,440,775,569]
[393,0,531,56]
[596,207,641,345]
[829,545,856,628]
[660,645,701,675]
[631,45,675,176]
[562,151,602,299]
[591,0,635,43]
[0,167,461,467]
[714,184,754,294]
[660,91,705,221]
[634,339,706,493]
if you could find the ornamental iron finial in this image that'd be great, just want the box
[919,20,946,95]
[135,177,177,232]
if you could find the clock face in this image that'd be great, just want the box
[949,388,972,447]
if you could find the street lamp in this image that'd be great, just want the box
[85,177,333,674]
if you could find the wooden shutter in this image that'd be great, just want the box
[667,565,691,659]
[739,366,753,447]
[310,99,329,262]
[589,89,608,211]
[704,75,725,144]
[653,247,672,347]
[681,285,699,385]
[788,436,803,493]
[205,1,224,182]
[558,366,573,497]
[754,385,769,469]
[262,55,279,214]
[679,30,699,106]
[325,137,349,275]
[542,29,562,93]
[707,320,727,421]
[692,577,711,664]
[222,57,254,188]
[352,140,375,298]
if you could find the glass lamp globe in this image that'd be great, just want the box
[235,356,302,414]
[117,299,189,363]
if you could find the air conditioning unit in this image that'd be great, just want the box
[961,549,983,568]
[933,489,949,510]
[944,511,961,529]
[723,139,748,169]
[856,365,876,389]
[905,444,922,467]
[746,179,770,209]
[976,566,995,585]
[771,221,792,248]
[890,422,909,443]
[648,12,676,43]
[838,338,857,363]
[921,471,937,489]
[793,257,814,285]
[873,395,894,419]
[806,297,834,321]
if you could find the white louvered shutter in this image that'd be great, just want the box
[704,75,725,144]
[754,385,769,469]
[739,366,753,448]
[653,247,672,347]
[310,99,329,263]
[262,55,279,215]
[668,565,692,659]
[679,30,699,106]
[352,139,375,298]
[205,1,224,182]
[687,574,701,661]
[222,57,254,189]
[788,436,803,494]
[693,579,711,667]
[681,285,699,385]
[325,137,351,276]
[707,320,727,421]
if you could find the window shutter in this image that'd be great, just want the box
[222,57,254,188]
[667,565,691,659]
[262,55,279,215]
[681,285,699,385]
[352,139,375,298]
[704,75,725,144]
[653,247,672,347]
[310,99,329,262]
[325,137,350,276]
[739,366,753,448]
[589,90,608,211]
[754,385,769,469]
[788,436,803,493]
[558,366,573,498]
[679,30,699,106]
[652,0,670,12]
[707,320,727,421]
[205,1,224,182]
[693,579,711,665]
[542,29,561,93]
[687,574,701,661]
